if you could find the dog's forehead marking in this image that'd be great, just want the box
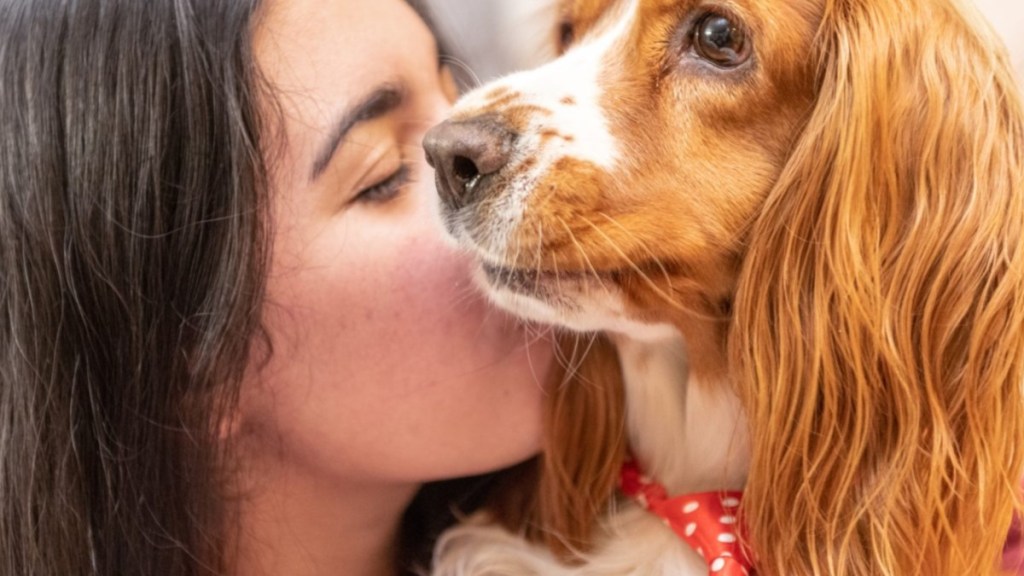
[446,0,640,262]
[456,0,640,172]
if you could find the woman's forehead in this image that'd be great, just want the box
[251,0,436,180]
[253,0,425,90]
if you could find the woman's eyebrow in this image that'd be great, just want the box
[310,83,406,181]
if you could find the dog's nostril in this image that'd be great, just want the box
[422,117,516,210]
[452,155,480,183]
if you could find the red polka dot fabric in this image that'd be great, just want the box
[620,459,755,575]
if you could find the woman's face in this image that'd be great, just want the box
[243,0,552,485]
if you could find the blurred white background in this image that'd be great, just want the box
[423,0,1024,83]
[975,0,1024,73]
[424,0,558,82]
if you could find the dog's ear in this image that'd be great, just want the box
[530,333,626,560]
[485,333,625,560]
[473,332,625,562]
[732,0,1024,573]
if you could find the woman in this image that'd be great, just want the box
[0,1,554,574]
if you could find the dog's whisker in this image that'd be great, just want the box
[571,332,602,392]
[595,211,675,293]
[577,215,693,316]
[556,215,613,300]
[535,220,545,291]
[569,332,601,390]
[553,331,593,390]
[440,55,483,90]
[523,325,552,393]
[550,229,564,308]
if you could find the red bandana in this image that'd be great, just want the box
[620,459,756,575]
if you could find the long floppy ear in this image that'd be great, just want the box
[733,0,1024,574]
[474,332,625,560]
[539,333,626,559]
[508,333,626,559]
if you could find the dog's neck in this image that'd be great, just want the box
[612,331,749,495]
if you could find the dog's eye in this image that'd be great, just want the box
[693,13,749,67]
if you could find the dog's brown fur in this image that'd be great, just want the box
[459,0,1024,573]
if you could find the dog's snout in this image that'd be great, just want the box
[423,118,515,210]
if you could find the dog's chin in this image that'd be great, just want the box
[475,263,678,341]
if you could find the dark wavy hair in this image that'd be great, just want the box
[0,1,543,574]
[0,0,269,573]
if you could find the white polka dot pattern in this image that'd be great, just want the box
[620,458,756,575]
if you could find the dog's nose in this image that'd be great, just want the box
[423,117,515,210]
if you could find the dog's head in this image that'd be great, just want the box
[427,0,1024,573]
[427,0,818,373]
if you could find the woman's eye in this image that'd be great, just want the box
[355,164,411,204]
[693,13,750,67]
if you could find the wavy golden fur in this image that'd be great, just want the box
[734,1,1024,573]
[433,0,1024,574]
[486,332,626,558]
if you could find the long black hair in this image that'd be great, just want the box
[0,0,269,573]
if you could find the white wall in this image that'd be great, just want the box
[975,0,1024,73]
[425,0,558,82]
[424,0,1024,82]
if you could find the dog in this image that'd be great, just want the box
[424,0,1024,574]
